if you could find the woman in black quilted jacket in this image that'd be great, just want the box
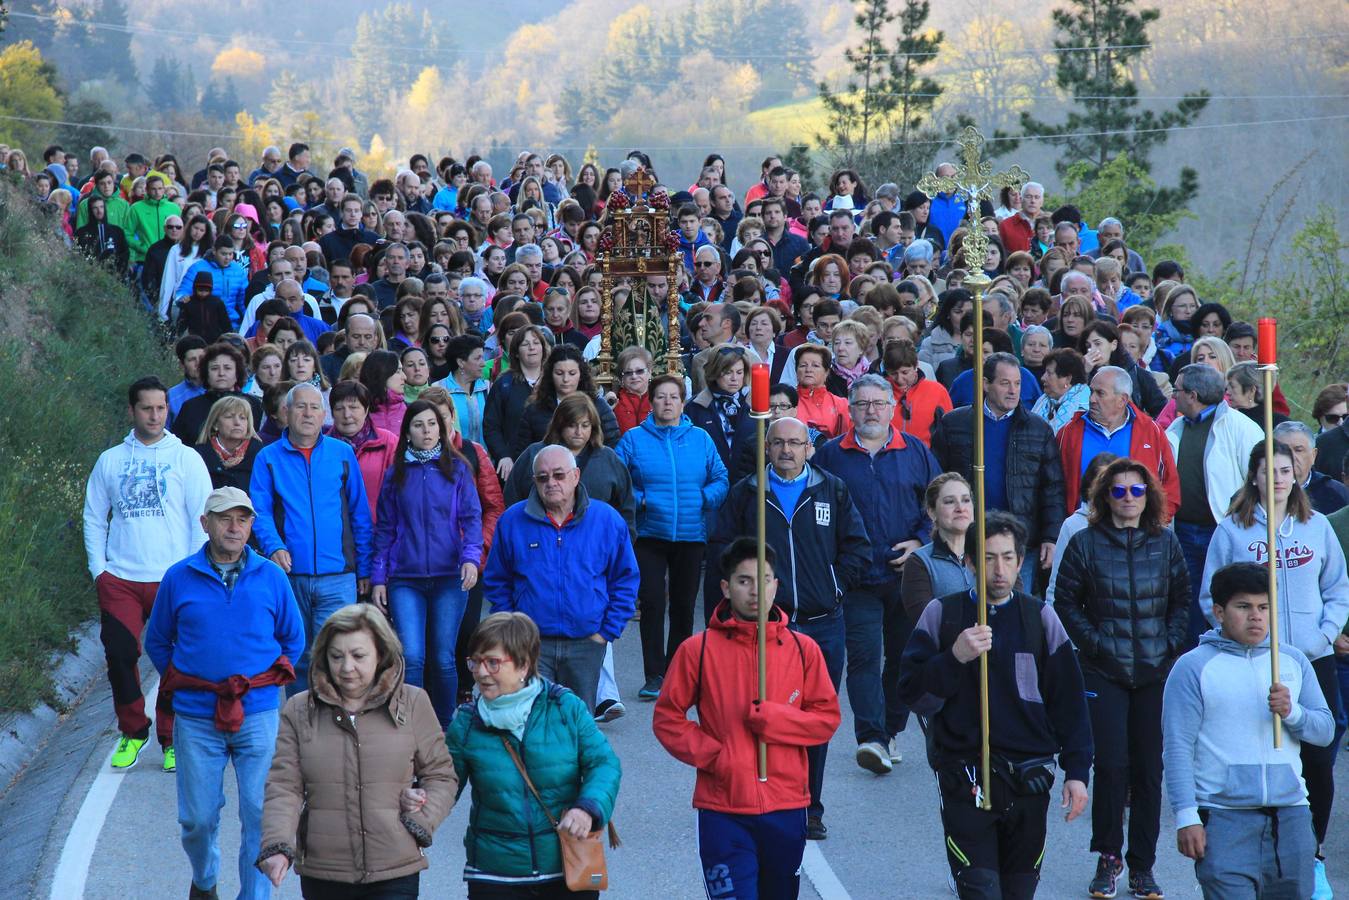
[1053,457,1189,900]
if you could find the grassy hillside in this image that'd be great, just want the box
[0,182,178,712]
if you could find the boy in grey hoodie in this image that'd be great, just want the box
[1163,562,1333,899]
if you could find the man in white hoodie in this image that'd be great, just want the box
[83,376,213,772]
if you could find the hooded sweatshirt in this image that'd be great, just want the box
[127,196,179,264]
[1198,508,1349,661]
[1163,630,1333,829]
[75,185,132,233]
[83,429,214,582]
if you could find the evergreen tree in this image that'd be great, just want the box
[200,77,240,122]
[146,56,197,111]
[1018,0,1209,213]
[56,98,117,156]
[348,4,455,144]
[816,0,945,188]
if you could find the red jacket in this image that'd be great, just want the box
[796,384,852,439]
[889,375,951,447]
[1057,405,1180,518]
[451,433,505,556]
[612,389,651,435]
[652,603,840,815]
[998,213,1033,254]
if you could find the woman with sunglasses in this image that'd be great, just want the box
[1311,383,1349,483]
[1053,458,1190,900]
[1198,442,1349,882]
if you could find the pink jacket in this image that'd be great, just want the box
[369,390,407,437]
[354,428,399,520]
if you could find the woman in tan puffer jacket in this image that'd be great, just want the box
[257,603,458,897]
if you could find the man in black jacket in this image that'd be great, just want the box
[707,416,871,841]
[142,214,182,319]
[931,353,1065,596]
[318,195,381,265]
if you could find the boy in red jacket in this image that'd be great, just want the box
[653,538,841,899]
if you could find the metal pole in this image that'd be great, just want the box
[1263,365,1283,748]
[968,273,992,810]
[754,410,769,780]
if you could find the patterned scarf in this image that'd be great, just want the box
[210,435,249,468]
[405,442,442,464]
[711,389,742,436]
[329,418,377,451]
[832,356,870,388]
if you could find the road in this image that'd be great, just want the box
[6,607,1349,899]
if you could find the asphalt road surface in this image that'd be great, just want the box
[7,608,1349,900]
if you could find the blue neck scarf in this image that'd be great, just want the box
[477,676,543,740]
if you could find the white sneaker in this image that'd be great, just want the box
[855,741,893,774]
[887,736,903,764]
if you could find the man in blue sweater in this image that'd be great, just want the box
[1163,562,1334,900]
[146,487,304,900]
[250,383,372,694]
[484,445,639,711]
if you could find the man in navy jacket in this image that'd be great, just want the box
[814,374,941,777]
[484,445,639,711]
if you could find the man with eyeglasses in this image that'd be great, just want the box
[142,213,183,309]
[931,353,1065,598]
[707,416,870,840]
[484,445,638,712]
[814,374,942,776]
[1161,363,1264,644]
[687,245,727,305]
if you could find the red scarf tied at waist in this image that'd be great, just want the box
[160,656,296,732]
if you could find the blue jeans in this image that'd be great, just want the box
[792,608,846,818]
[844,582,911,745]
[174,709,279,900]
[1174,521,1216,649]
[388,575,468,727]
[289,572,357,695]
[1019,555,1041,598]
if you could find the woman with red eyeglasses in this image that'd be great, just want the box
[1052,457,1189,900]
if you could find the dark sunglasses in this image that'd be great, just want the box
[695,261,718,268]
[1324,413,1345,426]
[1110,484,1147,499]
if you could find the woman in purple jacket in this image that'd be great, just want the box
[370,399,484,726]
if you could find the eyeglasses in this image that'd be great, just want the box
[1110,484,1148,499]
[695,261,718,268]
[429,336,450,345]
[768,402,794,413]
[466,655,506,674]
[231,222,248,230]
[534,470,571,484]
[1324,413,1346,426]
[852,399,893,411]
[753,250,771,258]
[621,368,648,378]
[768,438,809,449]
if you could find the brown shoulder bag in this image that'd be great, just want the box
[500,736,620,892]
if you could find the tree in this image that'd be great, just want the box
[200,77,241,122]
[56,97,117,156]
[1018,0,1210,215]
[816,0,946,188]
[0,41,64,152]
[348,4,456,144]
[146,56,197,111]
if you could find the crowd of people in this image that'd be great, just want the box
[15,134,1342,899]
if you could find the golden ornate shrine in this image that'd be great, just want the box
[593,169,684,388]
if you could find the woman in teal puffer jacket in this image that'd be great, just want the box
[446,612,621,899]
[613,374,729,699]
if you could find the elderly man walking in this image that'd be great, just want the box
[483,444,639,711]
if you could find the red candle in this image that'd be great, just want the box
[1258,317,1277,365]
[750,362,770,414]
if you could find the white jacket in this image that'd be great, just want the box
[1165,402,1264,523]
[82,430,213,582]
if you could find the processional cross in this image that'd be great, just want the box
[916,125,1028,811]
[623,167,658,201]
[917,126,1029,289]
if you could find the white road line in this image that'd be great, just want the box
[802,842,852,900]
[49,679,159,900]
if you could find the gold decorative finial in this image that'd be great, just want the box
[622,167,657,201]
[917,126,1029,283]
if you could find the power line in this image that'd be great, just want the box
[1,111,1345,151]
[7,10,1347,64]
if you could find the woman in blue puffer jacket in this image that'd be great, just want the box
[614,374,728,701]
[371,399,484,727]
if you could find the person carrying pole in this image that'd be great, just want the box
[653,539,840,900]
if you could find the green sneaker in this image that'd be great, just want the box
[162,746,176,773]
[110,735,148,770]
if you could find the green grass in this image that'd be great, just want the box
[744,96,830,147]
[0,181,177,712]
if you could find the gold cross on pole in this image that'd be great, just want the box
[917,125,1028,283]
[623,167,657,201]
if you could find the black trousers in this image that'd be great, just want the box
[1304,654,1341,846]
[938,764,1049,899]
[454,582,486,703]
[1084,671,1164,871]
[467,880,597,900]
[635,538,705,680]
[300,872,419,898]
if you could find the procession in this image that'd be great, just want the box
[3,1,1348,897]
